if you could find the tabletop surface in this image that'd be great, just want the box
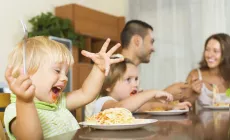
[47,108,230,140]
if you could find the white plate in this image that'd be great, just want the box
[203,106,229,110]
[145,109,189,115]
[79,119,157,130]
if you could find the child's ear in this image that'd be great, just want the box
[106,87,111,92]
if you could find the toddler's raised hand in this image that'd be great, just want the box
[154,91,173,102]
[81,38,124,76]
[5,66,35,102]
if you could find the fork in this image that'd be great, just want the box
[209,83,218,105]
[20,19,28,74]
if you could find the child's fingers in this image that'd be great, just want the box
[181,102,192,107]
[5,66,14,84]
[81,50,95,58]
[184,106,189,110]
[107,43,121,56]
[19,67,24,75]
[100,38,110,53]
[25,84,35,96]
[15,74,30,88]
[21,79,33,92]
[102,54,110,76]
[185,102,192,107]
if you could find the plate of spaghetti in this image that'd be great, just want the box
[203,84,230,109]
[145,108,189,116]
[80,108,157,130]
[203,103,229,109]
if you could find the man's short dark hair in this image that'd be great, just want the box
[120,20,153,48]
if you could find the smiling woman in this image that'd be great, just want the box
[185,33,230,106]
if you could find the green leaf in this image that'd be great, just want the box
[28,12,84,48]
[226,88,230,97]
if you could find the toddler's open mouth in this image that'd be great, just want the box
[130,90,137,96]
[51,86,62,103]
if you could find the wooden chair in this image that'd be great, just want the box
[0,93,10,126]
[0,121,7,140]
[0,93,10,140]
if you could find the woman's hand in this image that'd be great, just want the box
[5,66,35,102]
[164,82,189,100]
[81,38,124,76]
[153,91,173,102]
[191,76,202,94]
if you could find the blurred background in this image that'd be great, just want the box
[1,0,230,91]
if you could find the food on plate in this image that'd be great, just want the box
[212,84,229,107]
[212,84,218,105]
[86,108,135,125]
[149,107,166,111]
[213,103,229,107]
[169,100,179,106]
[148,101,182,111]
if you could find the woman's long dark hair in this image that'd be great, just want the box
[199,33,230,84]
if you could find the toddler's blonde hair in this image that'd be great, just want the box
[8,36,74,77]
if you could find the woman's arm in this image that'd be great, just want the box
[182,69,202,104]
[164,82,189,101]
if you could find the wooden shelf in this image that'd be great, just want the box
[55,4,125,42]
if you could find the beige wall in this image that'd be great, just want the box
[0,0,128,83]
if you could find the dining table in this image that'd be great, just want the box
[46,108,230,140]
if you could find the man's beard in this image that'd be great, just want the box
[139,54,150,63]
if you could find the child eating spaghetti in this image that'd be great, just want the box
[4,36,123,139]
[92,57,191,115]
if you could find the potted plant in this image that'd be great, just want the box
[28,12,84,48]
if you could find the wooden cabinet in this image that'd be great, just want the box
[55,4,125,42]
[55,4,125,122]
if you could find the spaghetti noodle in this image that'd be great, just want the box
[149,107,166,111]
[87,108,135,125]
[212,84,218,105]
[148,101,180,111]
[212,84,229,106]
